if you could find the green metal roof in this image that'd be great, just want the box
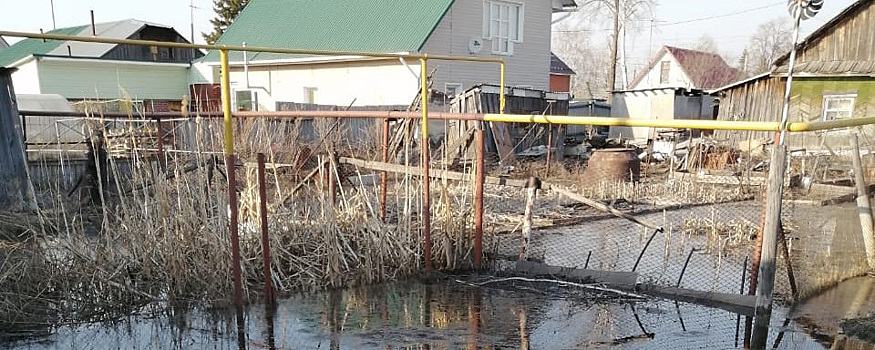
[0,26,88,67]
[202,0,455,63]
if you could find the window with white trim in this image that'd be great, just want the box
[234,90,258,112]
[482,0,524,55]
[822,94,856,121]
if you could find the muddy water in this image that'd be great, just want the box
[4,278,829,350]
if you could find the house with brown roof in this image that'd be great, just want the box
[550,52,575,93]
[713,0,875,150]
[609,46,742,141]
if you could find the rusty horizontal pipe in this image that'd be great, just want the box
[18,110,484,121]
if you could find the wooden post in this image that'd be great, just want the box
[750,144,787,349]
[545,125,553,176]
[155,117,166,171]
[0,68,36,211]
[474,129,485,269]
[380,118,390,222]
[256,153,274,304]
[851,134,875,271]
[520,177,540,260]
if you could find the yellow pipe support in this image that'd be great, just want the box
[483,114,784,131]
[0,30,502,63]
[220,49,234,155]
[499,61,506,114]
[787,116,875,132]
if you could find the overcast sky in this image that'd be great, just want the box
[0,0,858,64]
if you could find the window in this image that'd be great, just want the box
[822,94,856,121]
[445,83,462,97]
[483,0,524,55]
[235,90,257,111]
[304,87,318,104]
[659,61,670,84]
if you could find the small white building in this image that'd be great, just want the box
[0,19,202,112]
[610,46,742,141]
[192,0,577,111]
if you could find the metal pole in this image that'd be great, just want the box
[380,118,390,222]
[545,125,553,176]
[520,177,539,261]
[474,129,485,269]
[751,145,788,349]
[500,61,506,114]
[220,49,244,311]
[778,11,803,146]
[257,153,274,304]
[420,57,432,273]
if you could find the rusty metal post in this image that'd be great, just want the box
[520,177,540,261]
[155,117,166,171]
[474,129,485,269]
[545,125,553,176]
[421,57,433,273]
[220,49,244,311]
[257,153,274,304]
[380,118,390,221]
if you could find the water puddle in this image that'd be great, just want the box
[3,276,837,349]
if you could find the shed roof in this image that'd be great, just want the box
[202,0,456,63]
[550,52,576,76]
[0,19,177,67]
[629,46,742,90]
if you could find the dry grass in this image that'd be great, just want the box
[0,113,475,333]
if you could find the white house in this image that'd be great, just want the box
[192,0,577,112]
[0,19,202,112]
[610,46,742,141]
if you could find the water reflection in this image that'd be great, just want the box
[3,278,835,349]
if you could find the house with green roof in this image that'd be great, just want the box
[0,19,202,111]
[192,0,576,111]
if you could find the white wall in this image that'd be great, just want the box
[227,60,419,111]
[37,57,190,100]
[10,59,42,95]
[609,89,676,140]
[629,51,694,90]
[421,0,551,93]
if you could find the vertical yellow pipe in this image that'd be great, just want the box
[499,61,506,114]
[220,49,234,155]
[420,57,432,273]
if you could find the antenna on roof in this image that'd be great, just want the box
[90,10,96,36]
[50,0,57,29]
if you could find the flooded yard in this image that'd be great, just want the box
[3,276,851,350]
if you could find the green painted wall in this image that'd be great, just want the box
[790,77,875,122]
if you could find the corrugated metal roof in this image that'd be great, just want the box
[773,60,875,75]
[0,37,8,49]
[0,19,170,67]
[202,0,456,63]
[0,26,87,67]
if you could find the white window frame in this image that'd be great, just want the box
[482,0,524,56]
[233,89,258,112]
[822,94,856,121]
[303,87,318,105]
[445,83,463,97]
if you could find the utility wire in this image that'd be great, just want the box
[553,1,784,33]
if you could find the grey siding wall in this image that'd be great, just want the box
[421,0,551,96]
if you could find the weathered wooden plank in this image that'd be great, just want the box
[0,68,36,210]
[513,260,639,287]
[635,284,756,317]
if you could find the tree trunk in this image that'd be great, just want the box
[607,0,620,103]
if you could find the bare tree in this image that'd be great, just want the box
[746,17,793,74]
[561,0,655,99]
[695,35,720,54]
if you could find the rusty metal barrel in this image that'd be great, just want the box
[581,148,641,184]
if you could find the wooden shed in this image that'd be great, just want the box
[713,0,875,150]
